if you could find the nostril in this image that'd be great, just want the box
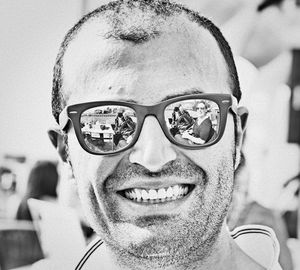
[146,171,162,177]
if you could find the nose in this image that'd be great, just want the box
[129,116,177,172]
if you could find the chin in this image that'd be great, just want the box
[100,213,222,269]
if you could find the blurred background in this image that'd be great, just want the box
[0,0,300,269]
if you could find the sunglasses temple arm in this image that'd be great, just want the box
[58,107,70,132]
[230,95,238,115]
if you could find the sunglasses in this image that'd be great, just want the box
[59,94,237,155]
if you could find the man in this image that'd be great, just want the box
[113,108,136,147]
[50,1,282,269]
[170,104,193,137]
[177,104,194,130]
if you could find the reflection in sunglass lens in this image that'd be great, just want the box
[164,99,220,146]
[80,105,137,153]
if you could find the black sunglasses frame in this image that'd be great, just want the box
[59,94,237,155]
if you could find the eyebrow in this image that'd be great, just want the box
[118,88,204,104]
[119,98,138,104]
[160,88,204,102]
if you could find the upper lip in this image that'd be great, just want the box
[113,177,198,192]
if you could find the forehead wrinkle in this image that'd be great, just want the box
[68,13,189,70]
[63,13,230,106]
[66,12,227,73]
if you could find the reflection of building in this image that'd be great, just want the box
[81,106,137,127]
[81,114,116,126]
[79,106,137,152]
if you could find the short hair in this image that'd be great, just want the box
[197,101,208,111]
[52,0,241,123]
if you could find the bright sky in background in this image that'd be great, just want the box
[0,0,82,160]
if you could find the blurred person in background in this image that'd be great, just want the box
[224,0,300,209]
[0,167,18,218]
[221,2,300,269]
[227,152,294,270]
[16,161,59,221]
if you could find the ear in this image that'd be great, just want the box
[47,128,68,163]
[234,106,248,170]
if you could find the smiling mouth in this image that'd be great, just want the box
[117,184,195,204]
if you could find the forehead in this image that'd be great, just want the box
[63,14,231,105]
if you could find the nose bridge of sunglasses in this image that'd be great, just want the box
[132,103,166,134]
[138,115,167,139]
[133,124,172,155]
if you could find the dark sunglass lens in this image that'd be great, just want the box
[164,99,220,146]
[80,106,137,153]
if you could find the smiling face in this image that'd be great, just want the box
[196,102,207,118]
[62,13,236,268]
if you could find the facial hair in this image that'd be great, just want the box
[93,155,235,269]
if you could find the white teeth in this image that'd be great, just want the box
[149,189,158,200]
[141,190,149,200]
[128,191,134,199]
[166,187,173,198]
[131,191,137,199]
[157,188,166,199]
[123,185,191,203]
[173,185,179,196]
[135,189,142,200]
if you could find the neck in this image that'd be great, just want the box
[197,116,205,122]
[99,223,264,270]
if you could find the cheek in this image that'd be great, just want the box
[180,117,236,191]
[181,133,235,174]
[67,131,107,215]
[67,129,121,183]
[68,133,98,183]
[67,133,111,233]
[67,131,128,225]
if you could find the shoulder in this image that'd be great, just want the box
[231,225,282,270]
[198,117,211,128]
[203,117,212,124]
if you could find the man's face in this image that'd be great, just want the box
[63,17,236,264]
[178,105,183,113]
